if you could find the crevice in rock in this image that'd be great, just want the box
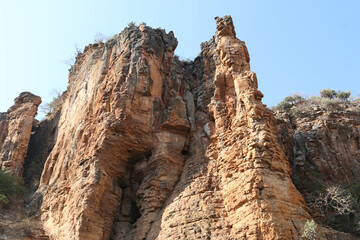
[110,151,152,239]
[23,110,61,191]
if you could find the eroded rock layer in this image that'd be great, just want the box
[34,16,357,240]
[275,106,360,234]
[38,23,190,240]
[147,16,315,240]
[276,110,360,185]
[0,92,41,177]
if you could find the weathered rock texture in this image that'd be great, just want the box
[275,106,360,234]
[0,92,41,177]
[38,23,190,240]
[20,16,356,240]
[276,109,360,186]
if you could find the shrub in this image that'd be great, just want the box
[301,220,317,240]
[346,179,360,202]
[74,43,82,55]
[284,94,304,105]
[320,89,337,99]
[275,90,357,114]
[276,100,293,112]
[94,32,106,43]
[309,181,360,235]
[316,185,354,216]
[320,98,341,110]
[276,94,304,114]
[337,90,351,101]
[346,179,360,232]
[307,96,321,105]
[40,90,63,115]
[0,169,25,205]
[62,43,83,67]
[289,106,301,116]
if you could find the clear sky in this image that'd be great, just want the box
[1,0,359,119]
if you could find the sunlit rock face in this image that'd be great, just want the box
[37,23,189,240]
[31,16,357,240]
[0,92,41,177]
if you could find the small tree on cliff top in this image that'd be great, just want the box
[319,89,351,101]
[337,90,351,101]
[40,90,63,115]
[320,89,337,99]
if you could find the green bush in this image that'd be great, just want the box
[320,89,337,99]
[346,179,360,232]
[276,100,292,111]
[289,106,301,116]
[301,220,317,240]
[284,94,304,105]
[276,94,304,115]
[337,90,351,101]
[0,169,25,205]
[320,98,340,108]
[319,88,351,101]
[275,90,356,115]
[305,178,360,236]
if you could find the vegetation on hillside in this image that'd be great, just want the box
[0,169,25,205]
[275,89,359,116]
[296,169,360,236]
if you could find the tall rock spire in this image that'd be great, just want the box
[0,92,41,177]
[209,15,311,239]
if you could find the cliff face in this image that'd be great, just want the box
[3,16,358,240]
[276,109,360,185]
[148,16,312,240]
[38,23,190,240]
[275,106,360,233]
[0,92,41,177]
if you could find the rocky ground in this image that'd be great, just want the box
[0,199,47,240]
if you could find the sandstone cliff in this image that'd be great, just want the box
[275,102,360,235]
[0,92,41,177]
[38,22,190,240]
[2,16,358,240]
[276,108,360,184]
[33,16,356,239]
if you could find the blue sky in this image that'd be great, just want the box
[1,0,359,119]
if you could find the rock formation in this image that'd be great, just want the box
[0,92,41,177]
[276,109,360,185]
[1,16,358,240]
[38,23,190,240]
[275,105,360,234]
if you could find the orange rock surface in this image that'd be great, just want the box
[21,16,356,239]
[0,92,41,177]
